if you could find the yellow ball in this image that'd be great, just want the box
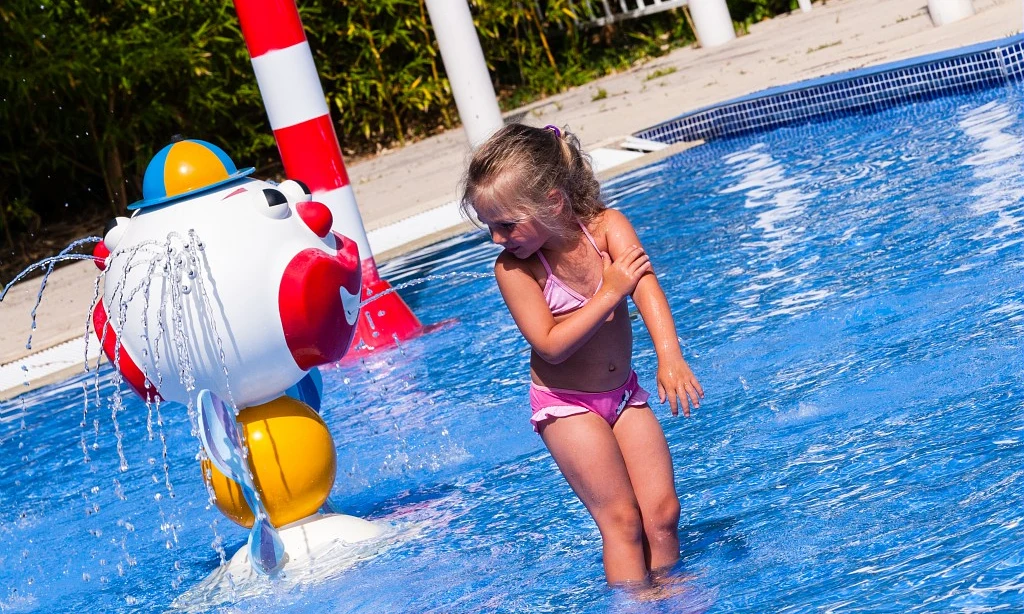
[202,396,337,528]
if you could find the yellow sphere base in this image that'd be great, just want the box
[202,396,337,528]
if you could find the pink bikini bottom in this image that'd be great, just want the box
[529,370,650,432]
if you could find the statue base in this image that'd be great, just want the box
[172,513,383,611]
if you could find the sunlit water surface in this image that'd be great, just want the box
[2,85,1024,613]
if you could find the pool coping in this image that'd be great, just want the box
[636,33,1024,144]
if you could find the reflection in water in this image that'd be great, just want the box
[718,143,825,329]
[958,101,1024,260]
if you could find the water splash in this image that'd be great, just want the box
[93,230,283,572]
[0,240,102,302]
[358,271,492,310]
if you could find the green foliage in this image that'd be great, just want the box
[309,0,455,149]
[473,1,701,110]
[0,0,794,252]
[729,0,800,32]
[0,0,270,239]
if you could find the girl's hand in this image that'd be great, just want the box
[657,356,704,417]
[601,245,651,299]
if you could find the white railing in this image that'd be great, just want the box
[569,0,690,28]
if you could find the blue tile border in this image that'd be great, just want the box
[635,34,1024,144]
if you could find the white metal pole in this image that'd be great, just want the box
[424,0,504,148]
[688,0,736,48]
[927,0,974,25]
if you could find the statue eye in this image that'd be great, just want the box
[278,179,313,203]
[103,217,130,251]
[258,188,291,219]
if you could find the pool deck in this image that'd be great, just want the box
[0,0,1019,399]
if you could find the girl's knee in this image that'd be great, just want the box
[647,495,680,535]
[596,501,644,541]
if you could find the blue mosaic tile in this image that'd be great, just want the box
[635,35,1024,144]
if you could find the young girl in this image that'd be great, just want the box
[461,123,704,586]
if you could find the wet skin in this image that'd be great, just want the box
[483,207,633,391]
[524,233,633,392]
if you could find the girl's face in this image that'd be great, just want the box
[474,200,553,259]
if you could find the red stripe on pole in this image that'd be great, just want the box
[234,0,306,58]
[274,115,350,192]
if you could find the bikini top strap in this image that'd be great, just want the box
[535,249,553,275]
[538,221,599,273]
[578,221,601,254]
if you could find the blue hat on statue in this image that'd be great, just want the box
[129,139,255,211]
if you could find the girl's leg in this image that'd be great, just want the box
[539,412,648,585]
[612,404,681,571]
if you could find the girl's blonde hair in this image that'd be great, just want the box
[460,123,605,238]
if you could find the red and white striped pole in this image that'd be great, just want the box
[233,0,423,352]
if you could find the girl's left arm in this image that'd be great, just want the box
[603,210,704,416]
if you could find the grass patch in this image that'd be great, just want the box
[592,88,608,101]
[645,66,678,81]
[807,40,842,53]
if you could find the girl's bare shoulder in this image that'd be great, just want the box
[591,209,637,247]
[595,208,632,229]
[494,250,544,284]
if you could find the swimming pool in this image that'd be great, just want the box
[2,80,1024,612]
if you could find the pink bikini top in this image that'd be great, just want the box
[537,222,604,316]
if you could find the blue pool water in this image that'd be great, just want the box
[2,83,1024,613]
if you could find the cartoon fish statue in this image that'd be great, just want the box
[92,139,361,408]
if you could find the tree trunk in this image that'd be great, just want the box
[106,143,127,214]
[530,7,561,81]
[361,12,405,144]
[0,187,13,250]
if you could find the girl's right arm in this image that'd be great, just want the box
[494,248,650,364]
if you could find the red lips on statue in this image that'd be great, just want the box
[279,232,361,371]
